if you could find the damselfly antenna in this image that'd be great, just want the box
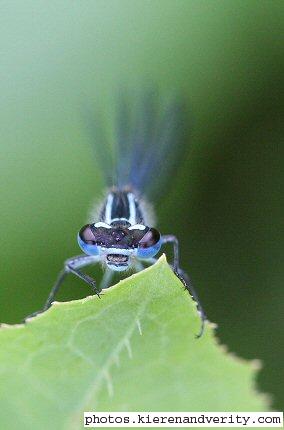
[26,90,206,338]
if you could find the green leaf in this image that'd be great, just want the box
[0,256,268,430]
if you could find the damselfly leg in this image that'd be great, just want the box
[24,255,101,320]
[174,269,206,338]
[99,268,114,291]
[66,255,101,296]
[161,235,206,338]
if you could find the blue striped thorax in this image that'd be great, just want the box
[78,188,161,271]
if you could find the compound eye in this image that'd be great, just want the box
[77,224,99,256]
[137,228,161,259]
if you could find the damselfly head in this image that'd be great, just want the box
[77,222,162,271]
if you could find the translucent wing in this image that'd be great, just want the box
[87,89,189,200]
[114,88,188,199]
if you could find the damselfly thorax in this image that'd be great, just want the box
[78,187,161,272]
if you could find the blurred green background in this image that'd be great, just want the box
[0,0,283,410]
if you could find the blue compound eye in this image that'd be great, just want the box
[137,228,161,259]
[77,224,99,256]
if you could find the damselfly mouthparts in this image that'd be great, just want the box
[27,90,206,337]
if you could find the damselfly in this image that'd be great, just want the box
[28,90,206,337]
